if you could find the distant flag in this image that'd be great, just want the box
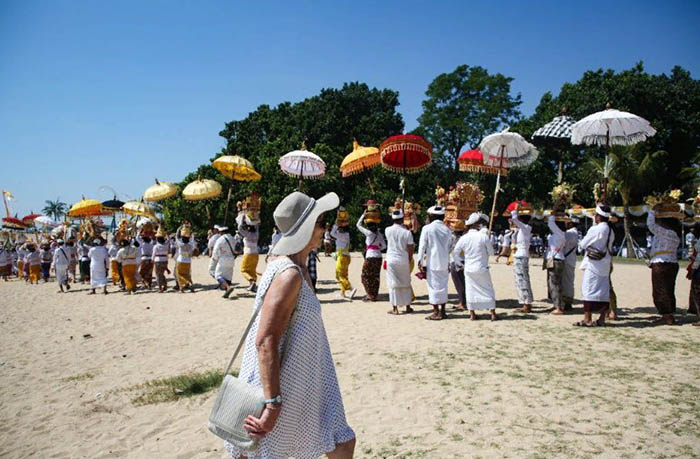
[2,190,13,201]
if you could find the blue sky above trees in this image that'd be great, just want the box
[0,0,698,217]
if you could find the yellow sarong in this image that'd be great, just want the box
[122,264,137,291]
[29,264,40,284]
[176,262,192,288]
[240,254,259,283]
[110,260,120,285]
[335,249,352,293]
[18,260,24,278]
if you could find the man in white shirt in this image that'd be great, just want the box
[207,225,221,257]
[511,209,534,313]
[210,226,237,298]
[547,215,568,315]
[576,204,615,326]
[152,227,171,293]
[562,218,580,311]
[453,213,497,321]
[495,229,512,263]
[385,209,415,315]
[137,234,154,290]
[418,205,452,320]
[52,239,71,292]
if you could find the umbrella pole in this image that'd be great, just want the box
[488,146,505,233]
[602,129,610,202]
[298,162,304,191]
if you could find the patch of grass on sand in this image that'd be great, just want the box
[61,371,97,382]
[126,370,230,405]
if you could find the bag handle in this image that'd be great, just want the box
[223,261,303,377]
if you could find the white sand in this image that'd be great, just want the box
[1,254,698,458]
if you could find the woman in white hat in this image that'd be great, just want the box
[226,191,355,459]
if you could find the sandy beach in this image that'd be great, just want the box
[1,254,698,458]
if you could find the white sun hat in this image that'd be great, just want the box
[271,191,339,256]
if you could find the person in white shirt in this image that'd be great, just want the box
[39,241,53,282]
[77,239,91,283]
[495,229,512,263]
[108,239,122,288]
[576,204,615,326]
[562,218,580,311]
[137,234,155,289]
[207,226,220,257]
[448,221,467,311]
[385,209,415,315]
[453,213,497,321]
[64,239,78,282]
[174,224,196,293]
[511,209,534,313]
[236,206,260,292]
[323,223,333,257]
[117,237,141,294]
[52,239,71,292]
[25,242,42,285]
[88,238,109,295]
[210,226,237,298]
[331,218,355,299]
[647,210,681,325]
[547,214,569,315]
[417,205,453,320]
[0,244,11,281]
[686,223,700,323]
[357,211,386,302]
[151,227,171,293]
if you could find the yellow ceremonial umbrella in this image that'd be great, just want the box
[182,179,222,201]
[123,200,155,217]
[144,179,178,202]
[68,199,104,217]
[213,155,262,181]
[340,139,380,177]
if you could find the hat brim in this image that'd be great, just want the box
[271,192,339,256]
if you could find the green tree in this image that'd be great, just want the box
[42,198,67,221]
[417,65,522,170]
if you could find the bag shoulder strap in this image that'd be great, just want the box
[223,259,303,376]
[222,236,235,256]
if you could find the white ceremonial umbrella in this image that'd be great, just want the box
[571,104,656,200]
[35,216,60,227]
[478,128,539,231]
[279,142,326,190]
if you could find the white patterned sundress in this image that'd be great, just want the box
[226,257,355,459]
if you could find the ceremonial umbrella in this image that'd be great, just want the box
[102,198,125,212]
[379,134,432,203]
[122,200,155,217]
[571,104,656,201]
[479,128,539,231]
[532,110,576,183]
[2,217,27,230]
[279,142,326,190]
[35,215,60,227]
[502,200,533,216]
[458,149,508,176]
[143,179,178,202]
[22,213,41,224]
[182,178,222,201]
[68,199,104,217]
[340,140,380,177]
[212,155,261,224]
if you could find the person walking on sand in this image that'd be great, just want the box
[331,208,356,299]
[236,205,261,293]
[562,218,580,311]
[108,237,122,288]
[385,209,415,315]
[449,221,467,311]
[25,242,42,285]
[546,214,569,315]
[224,190,355,458]
[137,233,155,290]
[453,213,498,321]
[174,224,196,293]
[52,238,71,292]
[417,205,452,320]
[511,208,534,313]
[88,238,109,295]
[356,210,386,302]
[575,204,615,327]
[152,226,171,293]
[210,225,237,298]
[0,243,11,281]
[117,237,140,295]
[323,222,333,256]
[647,209,681,326]
[207,225,220,257]
[495,229,512,263]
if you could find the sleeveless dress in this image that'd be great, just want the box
[226,258,355,459]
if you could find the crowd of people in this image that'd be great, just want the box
[1,196,698,328]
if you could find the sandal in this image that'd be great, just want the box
[573,321,593,327]
[425,314,442,321]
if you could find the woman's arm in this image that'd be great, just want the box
[244,267,302,438]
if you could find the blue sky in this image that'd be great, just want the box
[1,0,698,218]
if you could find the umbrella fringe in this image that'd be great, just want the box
[458,164,508,176]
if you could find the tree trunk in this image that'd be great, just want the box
[623,204,635,258]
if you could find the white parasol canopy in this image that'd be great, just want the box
[570,108,656,147]
[35,216,60,227]
[279,144,326,179]
[479,128,539,166]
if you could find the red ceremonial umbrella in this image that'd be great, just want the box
[458,149,508,176]
[503,200,533,216]
[2,217,27,230]
[22,213,42,223]
[380,134,432,203]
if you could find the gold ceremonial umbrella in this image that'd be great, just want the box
[182,179,222,201]
[212,156,262,181]
[340,140,380,177]
[68,199,104,217]
[144,179,178,202]
[122,200,155,217]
